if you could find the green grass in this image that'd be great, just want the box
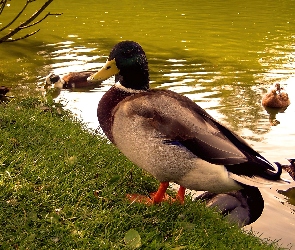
[0,97,283,249]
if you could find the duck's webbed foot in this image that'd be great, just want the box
[126,182,186,205]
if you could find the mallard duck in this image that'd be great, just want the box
[0,86,9,96]
[88,41,288,204]
[262,83,290,108]
[282,159,295,181]
[45,71,98,89]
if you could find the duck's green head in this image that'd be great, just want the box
[88,41,149,90]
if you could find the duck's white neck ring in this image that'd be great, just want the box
[114,82,146,93]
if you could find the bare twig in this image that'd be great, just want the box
[20,12,61,29]
[3,29,40,42]
[0,0,32,32]
[0,0,8,15]
[16,0,54,28]
[0,0,62,43]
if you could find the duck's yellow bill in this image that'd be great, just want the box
[87,59,119,82]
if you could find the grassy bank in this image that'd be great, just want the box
[0,97,281,249]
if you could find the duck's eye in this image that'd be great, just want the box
[106,66,111,70]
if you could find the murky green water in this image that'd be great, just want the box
[1,0,295,247]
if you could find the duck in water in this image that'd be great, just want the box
[262,83,290,108]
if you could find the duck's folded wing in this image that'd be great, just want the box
[120,90,249,165]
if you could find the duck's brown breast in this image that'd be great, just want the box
[97,86,134,142]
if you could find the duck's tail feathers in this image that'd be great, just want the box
[262,162,282,180]
[229,162,290,188]
[229,173,290,187]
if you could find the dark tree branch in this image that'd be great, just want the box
[0,0,8,15]
[0,0,33,32]
[20,12,61,29]
[16,0,54,28]
[3,29,40,42]
[0,0,62,43]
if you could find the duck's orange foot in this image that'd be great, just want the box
[126,182,186,205]
[126,193,175,205]
[126,193,153,205]
[150,192,176,204]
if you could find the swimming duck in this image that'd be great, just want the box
[262,83,290,108]
[45,71,98,89]
[88,41,288,204]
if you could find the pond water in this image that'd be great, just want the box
[1,0,295,248]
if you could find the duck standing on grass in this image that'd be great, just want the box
[88,41,291,205]
[262,83,290,108]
